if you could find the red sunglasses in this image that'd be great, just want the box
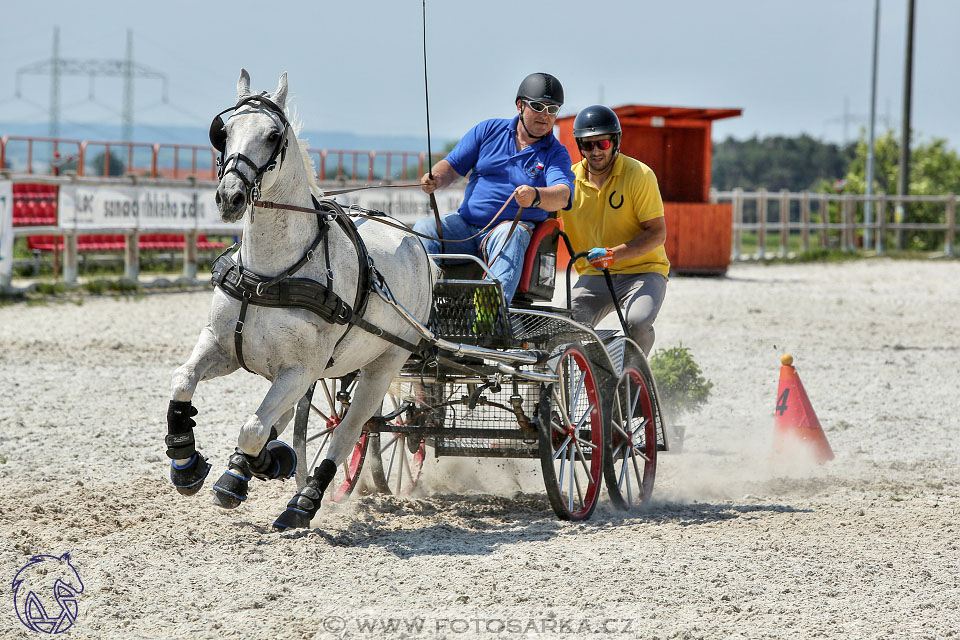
[579,139,614,151]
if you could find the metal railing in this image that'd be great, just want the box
[2,134,424,184]
[712,188,957,259]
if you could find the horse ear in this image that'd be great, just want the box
[60,552,71,562]
[272,72,288,110]
[237,68,251,101]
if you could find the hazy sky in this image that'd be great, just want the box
[1,0,957,148]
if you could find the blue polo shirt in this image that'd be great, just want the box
[445,116,574,226]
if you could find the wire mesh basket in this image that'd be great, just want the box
[387,377,542,458]
[429,280,514,349]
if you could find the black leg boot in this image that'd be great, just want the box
[272,459,337,531]
[166,400,210,496]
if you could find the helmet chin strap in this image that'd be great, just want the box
[518,104,549,140]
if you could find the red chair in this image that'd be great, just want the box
[514,217,561,305]
[12,201,27,225]
[27,235,60,251]
[37,201,57,225]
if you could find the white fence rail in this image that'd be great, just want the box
[711,188,957,259]
[1,174,465,289]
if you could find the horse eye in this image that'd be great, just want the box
[267,131,280,142]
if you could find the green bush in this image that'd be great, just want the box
[649,345,713,417]
[82,279,108,294]
[33,282,67,295]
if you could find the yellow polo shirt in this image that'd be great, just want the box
[562,154,670,277]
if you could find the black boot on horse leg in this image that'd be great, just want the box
[166,400,211,496]
[272,459,337,531]
[212,431,298,509]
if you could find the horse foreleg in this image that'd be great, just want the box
[212,368,311,509]
[273,350,409,531]
[167,328,239,496]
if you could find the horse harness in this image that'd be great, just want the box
[209,93,291,206]
[212,197,425,373]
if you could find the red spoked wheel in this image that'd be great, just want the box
[538,345,605,521]
[604,367,658,509]
[292,376,369,502]
[369,386,426,496]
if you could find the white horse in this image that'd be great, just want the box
[166,69,436,530]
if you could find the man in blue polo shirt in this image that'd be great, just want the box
[415,72,574,304]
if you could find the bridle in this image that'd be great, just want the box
[209,93,291,204]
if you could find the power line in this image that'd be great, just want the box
[15,26,167,141]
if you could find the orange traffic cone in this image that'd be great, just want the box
[772,354,834,464]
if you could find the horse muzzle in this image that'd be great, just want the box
[216,177,249,223]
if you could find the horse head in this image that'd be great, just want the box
[213,69,292,222]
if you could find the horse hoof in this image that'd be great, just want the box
[212,489,242,509]
[272,507,312,531]
[212,468,250,509]
[170,453,211,496]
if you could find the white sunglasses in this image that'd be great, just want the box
[523,100,561,115]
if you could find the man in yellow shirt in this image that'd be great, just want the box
[560,105,669,355]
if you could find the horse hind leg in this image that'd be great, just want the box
[273,350,408,531]
[168,329,239,496]
[212,374,306,509]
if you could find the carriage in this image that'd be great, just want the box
[169,70,668,529]
[290,220,670,520]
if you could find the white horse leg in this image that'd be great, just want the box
[273,349,410,530]
[212,367,313,509]
[167,328,238,496]
[170,327,238,402]
[273,406,295,436]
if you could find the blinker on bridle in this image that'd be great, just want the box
[210,93,290,204]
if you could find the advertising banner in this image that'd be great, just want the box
[52,183,467,232]
[58,185,232,231]
[0,181,12,289]
[334,187,464,226]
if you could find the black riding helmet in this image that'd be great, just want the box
[515,73,564,140]
[516,72,564,106]
[573,105,621,153]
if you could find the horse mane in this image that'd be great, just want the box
[286,102,323,198]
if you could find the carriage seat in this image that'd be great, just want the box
[434,216,561,306]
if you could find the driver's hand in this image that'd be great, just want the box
[420,172,437,195]
[513,184,537,208]
[587,247,615,269]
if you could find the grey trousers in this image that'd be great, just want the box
[570,272,668,355]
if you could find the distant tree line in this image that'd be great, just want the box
[712,131,960,250]
[711,134,855,192]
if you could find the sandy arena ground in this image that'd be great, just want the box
[1,259,958,639]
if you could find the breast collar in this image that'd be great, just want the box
[210,197,422,372]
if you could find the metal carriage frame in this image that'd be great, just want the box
[291,236,670,521]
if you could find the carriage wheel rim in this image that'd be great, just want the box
[605,367,657,509]
[373,390,425,496]
[300,375,366,503]
[540,346,603,520]
[330,433,369,502]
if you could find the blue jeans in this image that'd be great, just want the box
[413,213,532,304]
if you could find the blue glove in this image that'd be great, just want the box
[586,247,615,269]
